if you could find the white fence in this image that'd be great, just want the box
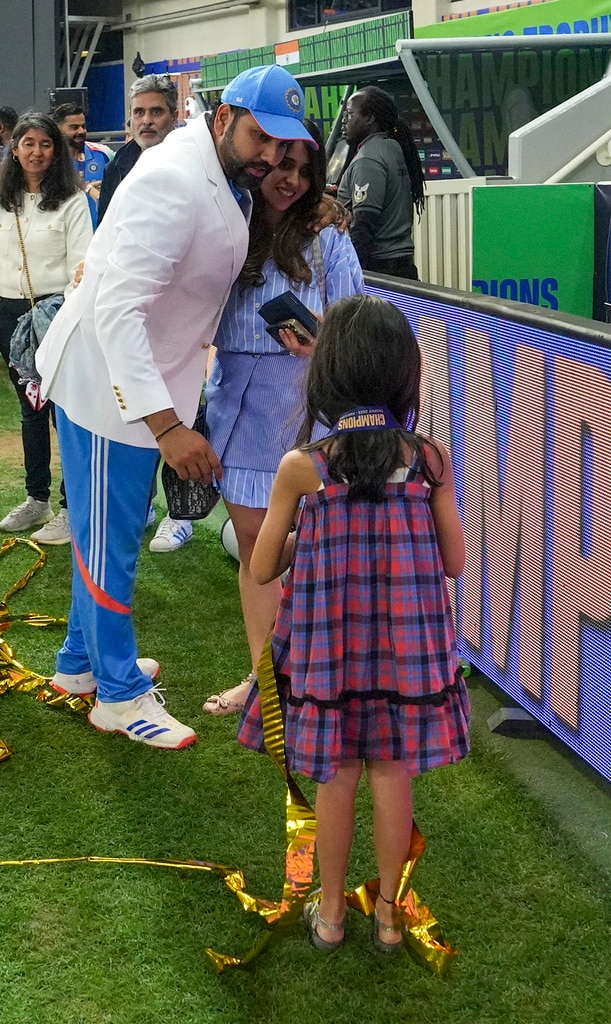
[414,177,487,292]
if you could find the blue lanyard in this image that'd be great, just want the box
[327,406,405,435]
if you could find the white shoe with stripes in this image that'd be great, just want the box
[51,657,161,697]
[88,686,197,749]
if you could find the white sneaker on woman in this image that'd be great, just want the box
[149,515,193,552]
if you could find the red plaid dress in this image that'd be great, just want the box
[238,449,470,782]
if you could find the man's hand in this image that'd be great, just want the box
[73,261,85,287]
[158,424,223,483]
[144,409,223,482]
[310,194,351,234]
[85,180,102,202]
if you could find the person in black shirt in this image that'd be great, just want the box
[338,86,425,280]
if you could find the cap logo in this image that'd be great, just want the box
[285,87,303,115]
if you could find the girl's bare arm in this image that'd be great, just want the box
[251,450,318,584]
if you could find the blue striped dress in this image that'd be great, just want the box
[205,227,363,508]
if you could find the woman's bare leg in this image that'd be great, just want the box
[215,500,281,705]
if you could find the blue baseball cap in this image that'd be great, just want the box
[221,64,318,149]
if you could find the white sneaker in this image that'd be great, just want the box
[88,686,197,749]
[149,515,193,553]
[0,497,53,532]
[145,504,156,528]
[51,657,161,696]
[31,508,71,545]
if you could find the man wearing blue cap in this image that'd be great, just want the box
[35,65,317,750]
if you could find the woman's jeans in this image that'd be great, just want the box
[0,296,66,506]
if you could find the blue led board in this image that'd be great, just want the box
[366,280,611,783]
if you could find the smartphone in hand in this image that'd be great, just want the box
[258,291,319,348]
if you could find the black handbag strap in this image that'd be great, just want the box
[14,212,36,309]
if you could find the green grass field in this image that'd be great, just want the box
[1,364,611,1024]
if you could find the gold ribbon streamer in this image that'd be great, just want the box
[0,539,457,974]
[0,537,81,715]
[205,637,318,970]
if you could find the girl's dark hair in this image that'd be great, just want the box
[357,86,425,218]
[0,112,79,213]
[238,119,326,289]
[301,294,439,501]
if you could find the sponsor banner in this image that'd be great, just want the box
[366,278,611,783]
[472,184,595,316]
[416,0,611,38]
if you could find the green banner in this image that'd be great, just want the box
[471,184,594,317]
[200,11,412,89]
[416,0,611,39]
[410,45,610,175]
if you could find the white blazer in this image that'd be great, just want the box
[36,116,251,447]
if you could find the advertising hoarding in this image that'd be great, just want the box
[472,184,595,317]
[365,277,611,783]
[416,0,611,39]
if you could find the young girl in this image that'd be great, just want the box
[238,294,470,952]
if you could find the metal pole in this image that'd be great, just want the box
[64,0,71,86]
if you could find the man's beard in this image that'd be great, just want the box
[218,125,272,191]
[71,136,86,154]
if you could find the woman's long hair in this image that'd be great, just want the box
[238,119,327,290]
[301,294,440,501]
[357,86,425,218]
[0,112,79,213]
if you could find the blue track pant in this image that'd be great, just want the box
[55,406,160,702]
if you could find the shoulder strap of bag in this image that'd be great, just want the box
[311,233,327,310]
[14,212,35,309]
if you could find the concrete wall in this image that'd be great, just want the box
[120,0,286,70]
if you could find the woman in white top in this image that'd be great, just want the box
[0,113,92,540]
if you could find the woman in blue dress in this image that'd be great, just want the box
[203,121,363,714]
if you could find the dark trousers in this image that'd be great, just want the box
[366,254,419,281]
[0,296,66,506]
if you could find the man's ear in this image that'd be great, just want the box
[213,103,234,141]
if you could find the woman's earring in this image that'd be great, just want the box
[12,154,18,163]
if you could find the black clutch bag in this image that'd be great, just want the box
[160,404,221,520]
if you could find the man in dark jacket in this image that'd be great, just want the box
[97,74,178,225]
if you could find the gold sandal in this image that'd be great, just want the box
[202,674,255,716]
